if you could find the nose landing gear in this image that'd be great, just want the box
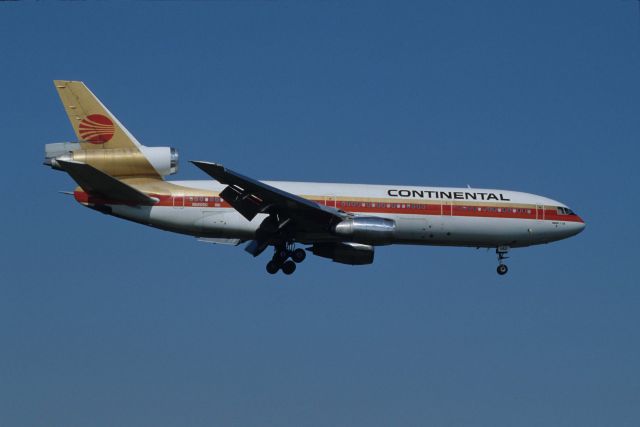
[265,243,306,275]
[496,245,510,275]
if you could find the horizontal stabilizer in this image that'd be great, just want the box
[56,159,158,205]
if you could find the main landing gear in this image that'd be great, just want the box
[266,243,307,275]
[496,245,510,275]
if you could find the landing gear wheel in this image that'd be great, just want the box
[291,248,306,263]
[275,249,289,263]
[281,260,296,275]
[266,260,280,275]
[495,246,510,276]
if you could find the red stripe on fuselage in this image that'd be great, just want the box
[73,190,584,223]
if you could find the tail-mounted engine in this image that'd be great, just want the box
[44,142,179,177]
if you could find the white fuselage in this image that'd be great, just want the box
[90,180,585,249]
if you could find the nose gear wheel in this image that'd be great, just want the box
[496,246,510,275]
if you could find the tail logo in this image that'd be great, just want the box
[78,114,115,144]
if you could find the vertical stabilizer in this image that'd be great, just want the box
[54,80,143,150]
[48,81,179,179]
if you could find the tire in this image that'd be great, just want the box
[276,250,289,262]
[291,248,307,263]
[497,264,508,275]
[281,260,296,275]
[266,260,280,274]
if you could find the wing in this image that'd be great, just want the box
[190,161,346,252]
[57,159,158,205]
[191,161,344,224]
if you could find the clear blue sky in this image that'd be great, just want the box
[1,1,638,426]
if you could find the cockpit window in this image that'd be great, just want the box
[557,207,575,215]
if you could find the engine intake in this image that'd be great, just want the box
[310,242,374,265]
[333,216,396,244]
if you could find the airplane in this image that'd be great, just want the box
[44,80,585,276]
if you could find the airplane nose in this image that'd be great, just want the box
[571,218,586,236]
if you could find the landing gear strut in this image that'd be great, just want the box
[265,242,305,275]
[496,245,510,275]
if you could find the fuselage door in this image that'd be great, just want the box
[173,193,185,209]
[536,205,545,220]
[441,201,453,216]
[325,195,336,209]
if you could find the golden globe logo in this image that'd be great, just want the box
[78,114,115,144]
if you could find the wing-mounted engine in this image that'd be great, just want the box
[44,142,179,178]
[310,242,374,265]
[333,216,396,244]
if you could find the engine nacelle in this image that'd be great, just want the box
[333,216,396,244]
[140,146,179,177]
[44,142,179,177]
[310,242,375,265]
